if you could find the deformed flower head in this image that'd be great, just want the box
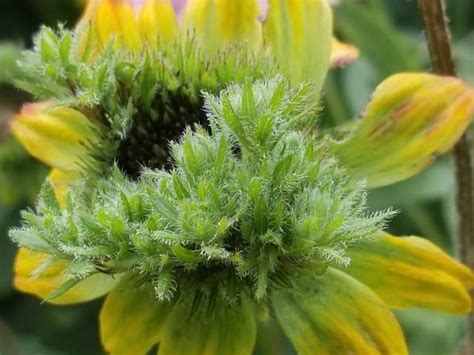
[11,0,355,195]
[11,80,474,354]
[7,1,474,354]
[13,80,390,299]
[13,23,280,185]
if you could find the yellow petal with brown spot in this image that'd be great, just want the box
[332,73,474,188]
[338,231,474,314]
[11,103,99,172]
[14,248,117,305]
[100,281,171,355]
[272,267,408,355]
[263,0,333,91]
[183,0,262,52]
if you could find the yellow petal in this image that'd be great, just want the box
[339,231,474,314]
[332,73,474,188]
[330,37,359,68]
[272,267,408,355]
[11,103,100,172]
[100,281,171,355]
[183,0,263,52]
[76,1,102,61]
[79,0,100,26]
[14,247,117,305]
[94,0,121,37]
[139,0,178,47]
[49,169,80,207]
[158,298,257,355]
[95,0,141,49]
[263,0,333,91]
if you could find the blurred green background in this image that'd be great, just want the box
[0,0,472,354]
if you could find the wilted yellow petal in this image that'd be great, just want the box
[100,281,171,355]
[11,103,100,172]
[14,248,117,305]
[332,73,474,188]
[263,0,333,91]
[159,298,257,355]
[338,231,474,314]
[272,268,407,355]
[49,169,79,207]
[139,0,178,47]
[183,0,262,52]
[330,37,359,68]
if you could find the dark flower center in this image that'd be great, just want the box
[116,88,207,178]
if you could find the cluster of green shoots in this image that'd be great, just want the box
[16,26,278,176]
[11,79,391,304]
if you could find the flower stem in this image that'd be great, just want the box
[417,0,474,353]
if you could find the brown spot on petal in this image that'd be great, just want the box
[368,101,414,138]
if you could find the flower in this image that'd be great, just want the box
[13,0,357,193]
[8,1,474,354]
[79,0,357,86]
[11,78,474,355]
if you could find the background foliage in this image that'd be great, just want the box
[0,0,472,354]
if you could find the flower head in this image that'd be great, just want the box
[12,0,356,186]
[11,78,474,354]
[7,0,474,354]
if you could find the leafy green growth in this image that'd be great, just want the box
[11,79,392,304]
[0,42,23,84]
[15,26,279,177]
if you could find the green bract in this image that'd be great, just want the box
[11,79,391,303]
